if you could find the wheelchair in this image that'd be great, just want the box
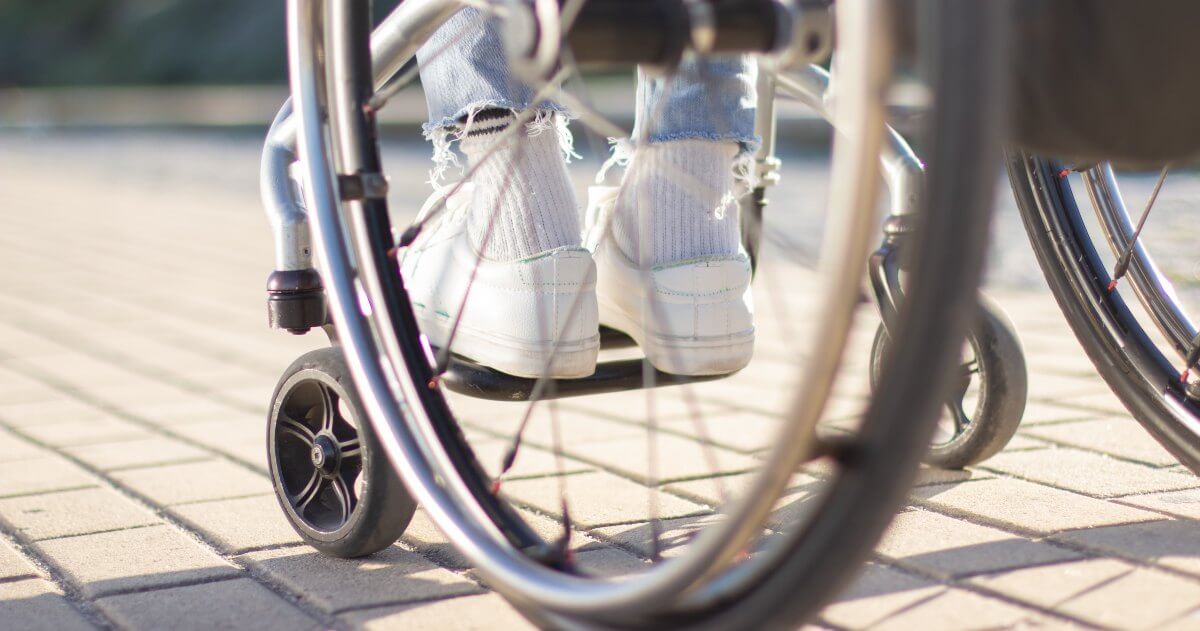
[1006,3,1200,477]
[257,0,1017,627]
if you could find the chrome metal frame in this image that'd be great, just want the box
[278,0,895,618]
[776,66,924,218]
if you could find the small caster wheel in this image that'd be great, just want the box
[870,296,1027,469]
[268,347,416,557]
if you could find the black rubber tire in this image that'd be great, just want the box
[319,0,1006,626]
[1008,152,1200,473]
[268,347,417,558]
[871,297,1028,468]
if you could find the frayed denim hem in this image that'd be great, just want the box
[644,131,762,157]
[421,99,573,135]
[421,100,577,189]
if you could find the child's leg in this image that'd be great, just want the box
[613,57,758,266]
[416,8,579,261]
[590,57,758,376]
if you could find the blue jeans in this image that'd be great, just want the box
[416,7,759,151]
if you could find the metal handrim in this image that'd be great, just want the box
[297,0,892,616]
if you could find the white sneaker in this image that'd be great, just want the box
[585,186,755,376]
[399,185,600,378]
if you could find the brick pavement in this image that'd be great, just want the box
[1,131,1199,629]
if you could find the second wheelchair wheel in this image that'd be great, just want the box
[267,347,416,558]
[1010,154,1200,474]
[871,298,1028,468]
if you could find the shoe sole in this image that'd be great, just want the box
[416,307,599,379]
[599,297,754,376]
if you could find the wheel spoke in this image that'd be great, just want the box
[339,436,362,459]
[292,471,322,513]
[1107,163,1169,292]
[278,413,316,446]
[331,475,355,523]
[945,399,970,435]
[316,384,336,433]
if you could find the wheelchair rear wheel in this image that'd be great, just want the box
[273,0,1007,626]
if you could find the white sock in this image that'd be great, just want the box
[611,140,741,266]
[458,110,580,261]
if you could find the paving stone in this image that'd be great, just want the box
[876,508,1081,578]
[97,577,318,631]
[399,509,470,570]
[112,459,270,506]
[1026,372,1108,400]
[0,430,47,463]
[169,494,301,553]
[659,409,784,453]
[820,563,945,629]
[211,386,271,413]
[1024,417,1180,467]
[513,507,604,553]
[909,465,995,488]
[19,417,149,448]
[911,478,1162,535]
[170,417,269,472]
[0,578,95,631]
[1017,401,1100,426]
[243,544,481,613]
[867,586,1047,631]
[1054,519,1200,578]
[0,367,58,404]
[1046,389,1131,416]
[968,557,1131,610]
[1120,487,1200,521]
[0,488,158,541]
[1159,608,1200,631]
[33,524,238,597]
[997,434,1048,452]
[454,401,645,446]
[499,472,708,528]
[0,538,39,581]
[697,380,871,423]
[342,593,535,630]
[663,471,772,506]
[63,436,210,471]
[560,433,760,484]
[973,558,1200,630]
[593,513,732,561]
[120,396,251,426]
[982,447,1200,497]
[559,389,740,424]
[470,440,594,480]
[0,457,96,499]
[572,546,649,578]
[0,398,113,428]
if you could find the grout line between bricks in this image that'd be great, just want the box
[974,463,1200,501]
[31,522,161,544]
[0,517,116,630]
[1013,431,1184,470]
[868,556,1107,630]
[906,486,1200,587]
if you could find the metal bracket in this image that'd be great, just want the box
[338,172,389,201]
